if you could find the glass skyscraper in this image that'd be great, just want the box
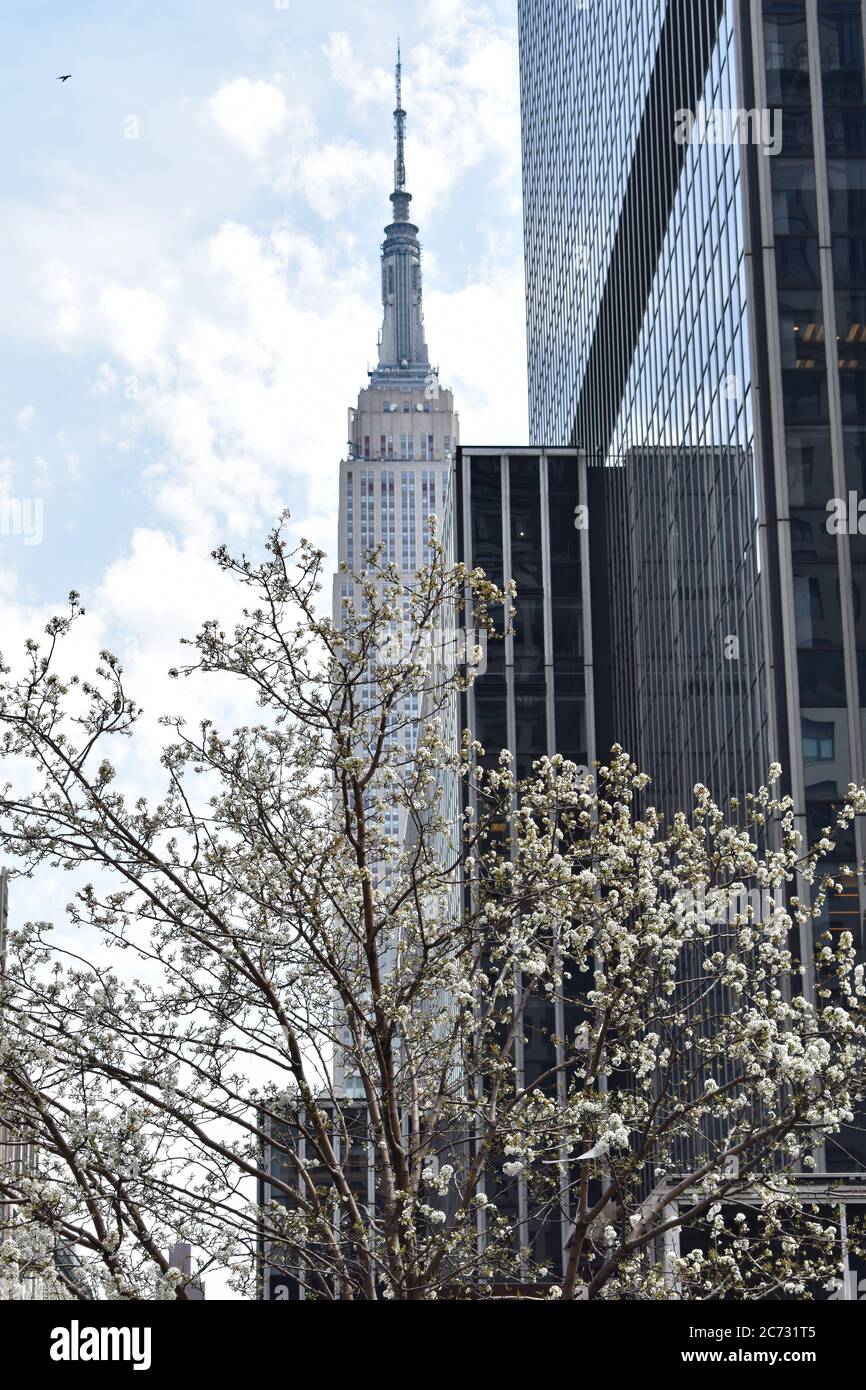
[519,0,866,1235]
[521,0,769,817]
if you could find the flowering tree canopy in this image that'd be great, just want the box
[0,521,865,1300]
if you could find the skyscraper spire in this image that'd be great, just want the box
[372,42,429,380]
[390,40,411,225]
[394,39,406,197]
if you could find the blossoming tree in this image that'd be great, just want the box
[0,522,865,1300]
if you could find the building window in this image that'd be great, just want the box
[346,471,354,568]
[381,470,396,564]
[401,471,416,571]
[360,470,375,559]
[802,717,835,762]
[422,470,437,563]
[387,434,394,460]
[363,436,370,461]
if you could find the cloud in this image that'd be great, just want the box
[206,78,289,160]
[16,405,35,430]
[321,32,393,107]
[31,219,375,547]
[322,16,522,222]
[33,260,87,343]
[428,261,528,445]
[281,141,391,223]
[205,72,388,222]
[97,285,169,372]
[204,5,522,230]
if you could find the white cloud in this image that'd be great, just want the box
[322,15,522,223]
[206,78,289,160]
[428,262,528,445]
[31,220,378,549]
[16,405,34,430]
[33,260,86,343]
[289,141,391,222]
[321,32,393,107]
[205,72,388,223]
[98,285,169,371]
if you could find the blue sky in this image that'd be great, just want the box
[0,0,527,620]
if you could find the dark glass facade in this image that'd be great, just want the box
[257,1101,377,1301]
[521,0,769,820]
[456,449,590,785]
[519,0,866,1247]
[594,446,771,821]
[455,447,590,1271]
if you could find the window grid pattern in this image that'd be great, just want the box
[345,470,354,569]
[360,470,375,561]
[401,471,416,571]
[421,470,437,564]
[380,470,396,564]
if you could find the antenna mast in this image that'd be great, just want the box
[394,39,406,193]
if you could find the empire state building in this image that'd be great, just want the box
[333,48,460,731]
[331,50,459,1096]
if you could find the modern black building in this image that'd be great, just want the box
[453,448,592,786]
[449,446,592,1273]
[258,1100,374,1302]
[520,0,866,1073]
[520,0,782,816]
[516,0,866,1264]
[592,444,771,822]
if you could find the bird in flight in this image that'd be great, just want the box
[57,74,71,82]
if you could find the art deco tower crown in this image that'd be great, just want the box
[371,43,430,384]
